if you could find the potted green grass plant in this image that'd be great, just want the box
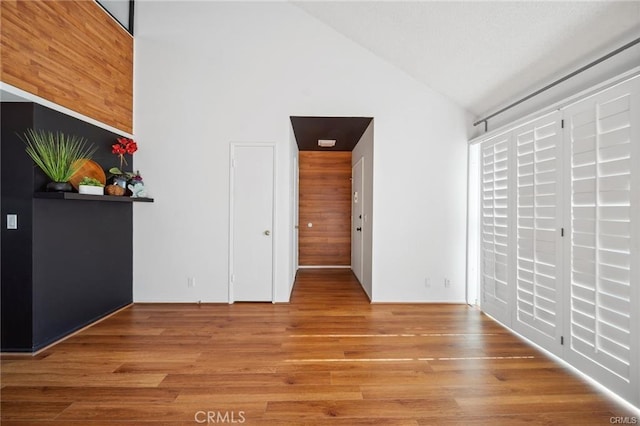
[21,129,97,192]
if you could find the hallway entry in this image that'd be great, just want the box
[290,116,374,297]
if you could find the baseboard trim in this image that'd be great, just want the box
[298,265,351,269]
[371,301,468,305]
[0,303,133,357]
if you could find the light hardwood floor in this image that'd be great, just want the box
[1,269,636,424]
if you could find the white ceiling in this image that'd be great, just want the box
[293,1,640,117]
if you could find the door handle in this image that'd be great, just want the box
[264,230,271,236]
[356,227,362,232]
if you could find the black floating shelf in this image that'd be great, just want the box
[34,192,154,203]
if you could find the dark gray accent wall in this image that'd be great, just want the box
[1,103,35,350]
[1,102,133,352]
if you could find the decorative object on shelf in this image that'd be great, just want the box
[112,137,137,167]
[69,159,106,190]
[128,170,143,187]
[128,182,147,198]
[45,181,73,192]
[111,174,128,190]
[105,183,126,196]
[110,137,137,179]
[78,177,104,195]
[21,129,97,192]
[109,137,139,193]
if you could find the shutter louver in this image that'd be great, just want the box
[513,113,563,352]
[480,134,511,324]
[565,78,639,403]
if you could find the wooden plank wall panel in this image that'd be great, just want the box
[299,151,352,266]
[0,0,133,133]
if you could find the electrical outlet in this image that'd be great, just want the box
[425,277,431,288]
[444,278,451,288]
[188,277,196,288]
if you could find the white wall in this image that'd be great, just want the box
[371,92,470,302]
[133,1,470,303]
[352,120,374,300]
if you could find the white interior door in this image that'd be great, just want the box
[351,158,364,283]
[230,143,274,302]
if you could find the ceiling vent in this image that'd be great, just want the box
[317,139,336,148]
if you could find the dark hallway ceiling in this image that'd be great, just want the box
[290,116,372,151]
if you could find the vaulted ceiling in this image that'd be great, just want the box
[293,1,640,118]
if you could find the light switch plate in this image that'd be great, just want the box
[7,214,17,230]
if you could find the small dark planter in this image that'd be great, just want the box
[46,181,72,192]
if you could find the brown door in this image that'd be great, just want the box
[298,151,352,266]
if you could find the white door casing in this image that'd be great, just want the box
[229,143,275,302]
[352,158,364,283]
[293,154,299,284]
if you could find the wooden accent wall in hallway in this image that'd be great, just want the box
[299,151,352,266]
[0,0,133,133]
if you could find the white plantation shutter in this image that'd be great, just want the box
[512,112,563,354]
[475,74,640,406]
[563,77,639,403]
[480,133,512,325]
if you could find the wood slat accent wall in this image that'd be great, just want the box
[0,0,133,133]
[299,151,352,266]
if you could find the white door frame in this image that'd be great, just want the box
[292,154,299,281]
[351,157,364,282]
[228,142,277,304]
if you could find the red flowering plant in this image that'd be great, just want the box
[109,137,141,184]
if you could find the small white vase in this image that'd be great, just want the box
[78,185,104,195]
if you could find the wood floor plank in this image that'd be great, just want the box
[276,360,434,373]
[264,399,461,419]
[1,373,166,388]
[159,371,331,388]
[1,268,636,424]
[415,412,620,426]
[114,362,277,374]
[455,394,625,416]
[42,351,202,363]
[174,384,363,403]
[0,359,121,374]
[0,401,72,420]
[0,386,179,403]
[55,401,266,422]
